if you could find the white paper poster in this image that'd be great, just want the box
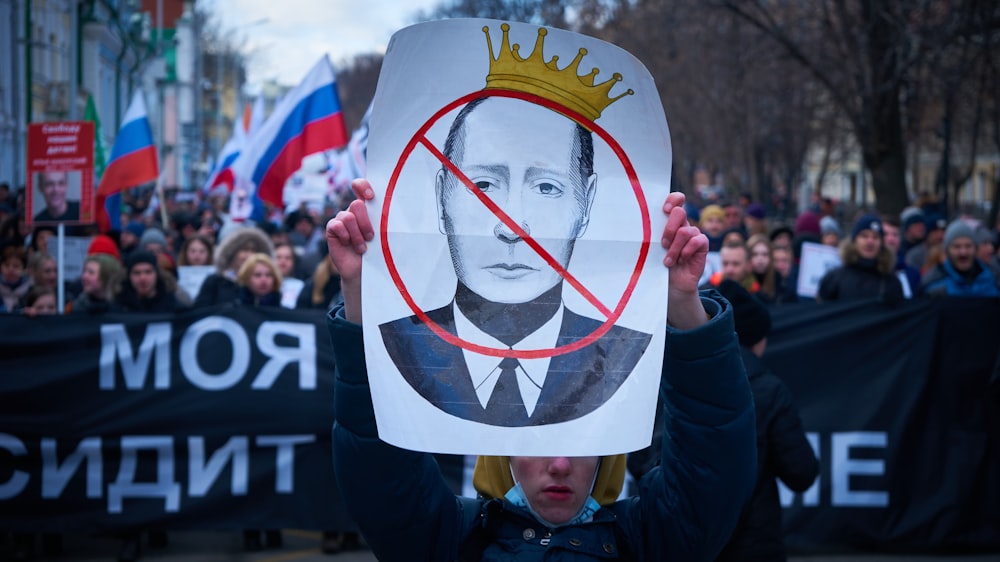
[797,242,842,298]
[361,19,672,456]
[177,265,215,301]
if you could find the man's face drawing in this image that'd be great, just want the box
[436,97,597,304]
[39,171,69,212]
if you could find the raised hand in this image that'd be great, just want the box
[660,192,710,330]
[325,179,376,322]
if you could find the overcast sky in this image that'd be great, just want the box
[204,0,443,87]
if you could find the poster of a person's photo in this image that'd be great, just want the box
[28,169,91,225]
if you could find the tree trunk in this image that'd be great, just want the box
[865,141,910,216]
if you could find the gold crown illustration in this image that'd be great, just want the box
[482,23,633,122]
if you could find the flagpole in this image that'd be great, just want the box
[157,174,169,228]
[56,223,65,314]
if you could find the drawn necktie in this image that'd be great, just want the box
[486,357,530,425]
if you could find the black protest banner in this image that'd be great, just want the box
[1,298,998,550]
[765,296,1000,550]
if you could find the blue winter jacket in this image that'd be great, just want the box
[921,259,1000,297]
[326,291,756,561]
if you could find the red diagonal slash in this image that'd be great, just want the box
[418,135,613,319]
[381,89,651,359]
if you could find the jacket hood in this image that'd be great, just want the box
[473,454,626,506]
[214,227,274,273]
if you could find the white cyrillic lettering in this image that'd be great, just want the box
[180,316,249,390]
[41,437,103,498]
[99,323,172,390]
[187,436,249,497]
[256,435,314,493]
[779,432,821,507]
[253,321,317,390]
[108,436,180,513]
[0,434,29,499]
[832,431,888,507]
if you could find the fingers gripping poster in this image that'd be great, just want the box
[363,19,672,455]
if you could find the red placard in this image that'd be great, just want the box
[26,121,95,226]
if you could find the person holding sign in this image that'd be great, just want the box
[325,179,755,560]
[817,214,903,304]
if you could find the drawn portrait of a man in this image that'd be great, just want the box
[378,94,652,427]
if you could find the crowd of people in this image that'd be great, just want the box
[690,193,1000,303]
[1,175,999,561]
[0,182,358,561]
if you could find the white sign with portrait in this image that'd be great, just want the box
[361,19,673,456]
[797,242,842,298]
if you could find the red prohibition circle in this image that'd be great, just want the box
[381,89,652,359]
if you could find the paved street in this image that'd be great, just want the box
[6,531,998,561]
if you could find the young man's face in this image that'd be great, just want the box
[39,171,69,211]
[509,456,599,526]
[720,245,749,283]
[130,263,158,297]
[724,205,742,229]
[437,98,596,304]
[855,230,882,260]
[946,237,976,273]
[905,221,925,242]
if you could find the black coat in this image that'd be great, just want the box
[114,281,186,313]
[817,258,903,304]
[714,349,819,562]
[194,274,240,308]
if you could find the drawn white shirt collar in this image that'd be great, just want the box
[453,301,562,417]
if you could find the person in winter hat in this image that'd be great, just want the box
[193,226,273,307]
[921,220,1000,297]
[817,214,903,304]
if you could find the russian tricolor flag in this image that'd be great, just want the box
[96,91,159,232]
[232,55,348,216]
[202,96,265,195]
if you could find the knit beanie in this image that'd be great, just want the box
[125,221,146,239]
[473,454,626,507]
[139,228,167,250]
[794,211,821,236]
[699,205,725,226]
[716,280,771,347]
[819,216,842,237]
[974,227,995,246]
[87,234,122,262]
[851,214,883,240]
[745,203,766,220]
[925,213,947,232]
[943,220,975,249]
[125,250,158,272]
[901,209,925,232]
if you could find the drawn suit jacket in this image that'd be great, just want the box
[378,303,652,426]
